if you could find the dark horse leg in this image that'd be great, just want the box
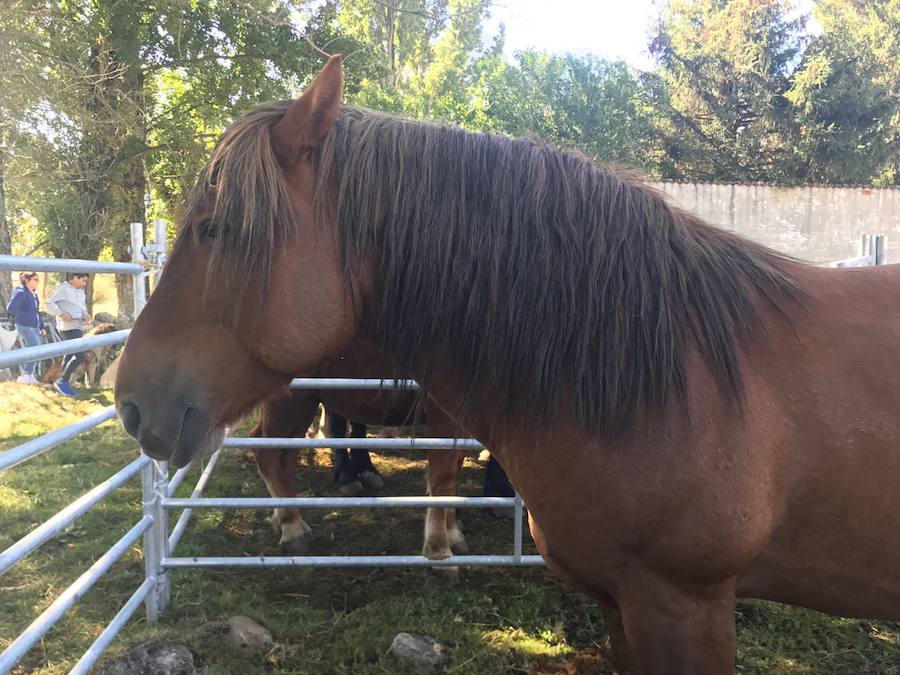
[328,412,364,496]
[483,455,514,497]
[349,420,384,491]
[483,454,516,519]
[252,390,316,553]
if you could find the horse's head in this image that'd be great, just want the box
[115,56,358,467]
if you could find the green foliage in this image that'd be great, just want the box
[788,0,900,185]
[4,0,900,285]
[647,0,807,182]
[476,50,656,168]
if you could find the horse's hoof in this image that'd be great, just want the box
[279,520,313,554]
[450,539,469,555]
[337,480,364,496]
[358,471,384,492]
[280,535,310,555]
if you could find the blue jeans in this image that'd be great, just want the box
[16,325,43,375]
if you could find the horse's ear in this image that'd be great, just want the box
[272,54,343,164]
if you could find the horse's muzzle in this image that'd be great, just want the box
[116,391,223,468]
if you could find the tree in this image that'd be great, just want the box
[647,0,807,182]
[476,50,656,169]
[788,0,900,185]
[336,0,493,120]
[3,0,329,318]
[0,142,11,304]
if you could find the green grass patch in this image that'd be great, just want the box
[2,382,899,673]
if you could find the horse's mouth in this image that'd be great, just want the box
[168,406,225,469]
[132,403,224,469]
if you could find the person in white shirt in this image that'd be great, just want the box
[45,273,92,396]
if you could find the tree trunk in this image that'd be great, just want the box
[0,141,13,304]
[112,62,147,324]
[387,5,396,86]
[82,40,147,323]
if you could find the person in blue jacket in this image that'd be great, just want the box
[6,271,47,384]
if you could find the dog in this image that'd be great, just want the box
[42,323,118,387]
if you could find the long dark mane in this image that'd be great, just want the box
[190,101,801,439]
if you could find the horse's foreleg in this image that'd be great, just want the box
[275,447,312,546]
[598,601,638,674]
[255,447,311,554]
[252,392,318,554]
[444,449,467,554]
[423,448,468,580]
[616,574,737,674]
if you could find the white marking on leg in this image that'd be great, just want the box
[422,507,451,560]
[280,519,310,546]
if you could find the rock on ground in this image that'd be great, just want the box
[196,615,274,652]
[100,639,195,675]
[387,632,450,673]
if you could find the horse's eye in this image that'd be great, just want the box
[195,220,216,245]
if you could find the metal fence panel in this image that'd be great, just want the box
[162,496,515,510]
[0,455,149,575]
[163,554,545,568]
[0,330,130,370]
[68,578,154,675]
[0,517,153,673]
[0,406,118,472]
[222,436,483,450]
[0,255,144,275]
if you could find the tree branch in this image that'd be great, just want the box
[370,0,441,21]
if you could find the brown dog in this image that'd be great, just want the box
[42,323,117,387]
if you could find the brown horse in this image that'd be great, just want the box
[251,338,469,566]
[115,56,900,673]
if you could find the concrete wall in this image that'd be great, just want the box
[651,182,900,264]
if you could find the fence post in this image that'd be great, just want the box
[150,219,168,292]
[874,235,886,265]
[141,460,170,623]
[129,223,147,316]
[132,221,170,622]
[862,234,886,266]
[513,492,524,564]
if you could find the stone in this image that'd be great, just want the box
[387,632,450,673]
[225,615,274,651]
[100,639,195,675]
[197,615,274,652]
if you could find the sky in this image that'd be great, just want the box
[485,0,661,71]
[484,0,818,72]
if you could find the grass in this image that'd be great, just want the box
[1,381,899,673]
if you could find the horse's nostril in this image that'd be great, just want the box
[119,401,142,439]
